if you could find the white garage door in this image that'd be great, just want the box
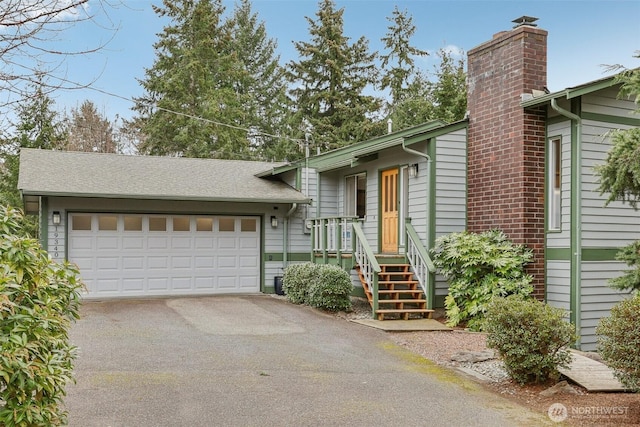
[68,213,261,298]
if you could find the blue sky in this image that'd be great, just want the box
[43,0,640,122]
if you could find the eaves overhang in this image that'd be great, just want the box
[21,190,311,206]
[521,74,622,109]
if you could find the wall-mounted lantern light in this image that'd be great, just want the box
[270,216,278,228]
[409,163,419,178]
[52,211,61,225]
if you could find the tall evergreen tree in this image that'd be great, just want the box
[64,100,117,153]
[379,7,428,109]
[388,48,467,130]
[225,0,294,161]
[133,0,249,159]
[287,0,381,151]
[0,79,66,235]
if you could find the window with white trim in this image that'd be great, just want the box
[548,137,561,230]
[345,173,366,218]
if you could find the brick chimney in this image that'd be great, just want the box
[466,17,548,298]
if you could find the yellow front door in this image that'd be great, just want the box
[381,168,399,253]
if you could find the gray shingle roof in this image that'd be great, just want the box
[18,149,309,204]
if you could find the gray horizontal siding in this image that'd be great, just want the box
[435,129,467,239]
[579,261,632,351]
[546,261,570,312]
[580,119,640,248]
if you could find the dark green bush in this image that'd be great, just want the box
[0,206,83,426]
[282,263,316,304]
[282,263,353,311]
[307,264,353,312]
[597,294,640,392]
[484,296,576,385]
[432,230,533,330]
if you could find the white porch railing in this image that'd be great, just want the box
[352,222,380,317]
[405,221,435,309]
[311,216,358,261]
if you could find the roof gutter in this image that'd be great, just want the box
[551,98,582,349]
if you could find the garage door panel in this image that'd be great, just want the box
[69,214,260,298]
[218,237,237,249]
[194,237,215,249]
[123,257,144,270]
[97,257,119,271]
[96,236,119,250]
[148,237,169,250]
[171,256,192,269]
[239,256,258,268]
[171,277,192,290]
[148,256,169,269]
[95,278,119,292]
[122,278,145,292]
[218,276,237,289]
[171,237,192,250]
[148,278,169,291]
[70,236,94,251]
[195,256,214,268]
[123,237,144,250]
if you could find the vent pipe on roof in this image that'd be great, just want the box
[387,118,393,134]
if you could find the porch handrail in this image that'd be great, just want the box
[352,222,380,318]
[405,221,435,309]
[311,216,358,262]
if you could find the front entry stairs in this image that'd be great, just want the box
[357,262,434,321]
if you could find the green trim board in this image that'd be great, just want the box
[546,247,620,261]
[265,253,312,262]
[427,138,437,306]
[569,97,582,338]
[581,112,640,127]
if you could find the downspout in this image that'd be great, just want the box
[401,140,432,248]
[551,98,582,348]
[283,203,298,268]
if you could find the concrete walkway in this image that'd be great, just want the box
[65,296,550,426]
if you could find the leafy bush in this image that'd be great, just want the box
[607,241,640,292]
[484,296,576,385]
[432,230,533,330]
[307,264,353,312]
[282,263,353,312]
[597,294,640,392]
[282,263,316,304]
[0,206,83,426]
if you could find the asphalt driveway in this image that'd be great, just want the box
[66,295,548,426]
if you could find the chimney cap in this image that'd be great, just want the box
[512,16,538,28]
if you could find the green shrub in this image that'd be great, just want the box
[0,206,83,426]
[307,264,353,312]
[432,230,533,330]
[282,263,316,304]
[597,294,640,392]
[484,296,576,385]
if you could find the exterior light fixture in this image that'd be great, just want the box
[52,211,61,225]
[409,163,419,178]
[271,216,278,228]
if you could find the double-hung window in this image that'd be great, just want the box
[548,137,562,230]
[345,173,366,218]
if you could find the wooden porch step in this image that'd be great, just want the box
[378,299,427,305]
[379,280,419,285]
[378,289,423,295]
[375,308,434,321]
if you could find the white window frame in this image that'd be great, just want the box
[345,173,366,219]
[548,137,562,231]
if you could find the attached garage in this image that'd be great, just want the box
[68,213,260,299]
[17,149,310,299]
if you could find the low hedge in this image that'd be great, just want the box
[282,263,353,312]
